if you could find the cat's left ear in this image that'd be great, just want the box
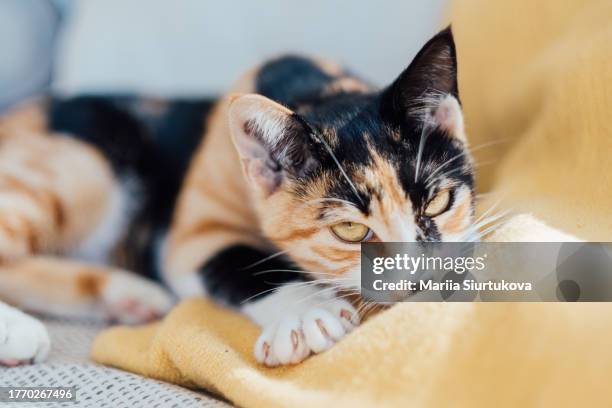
[381,26,465,141]
[228,94,319,196]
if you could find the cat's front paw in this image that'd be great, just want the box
[0,304,50,366]
[102,271,174,324]
[254,298,359,367]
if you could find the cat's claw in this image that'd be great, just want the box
[0,305,50,366]
[254,299,359,367]
[102,271,174,324]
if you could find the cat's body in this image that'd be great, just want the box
[0,28,477,366]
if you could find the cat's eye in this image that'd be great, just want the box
[330,222,371,243]
[424,189,452,217]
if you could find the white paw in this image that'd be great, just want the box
[102,271,174,324]
[0,303,50,366]
[254,298,359,367]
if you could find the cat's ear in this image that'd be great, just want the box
[381,26,465,141]
[228,94,318,196]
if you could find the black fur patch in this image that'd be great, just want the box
[43,28,473,306]
[49,96,155,174]
[48,95,214,278]
[256,56,335,108]
[255,27,474,243]
[199,245,304,305]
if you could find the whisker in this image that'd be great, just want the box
[425,159,497,188]
[472,209,511,231]
[356,299,379,317]
[411,91,451,182]
[252,269,338,277]
[241,249,291,270]
[289,276,360,307]
[474,199,503,226]
[243,275,357,306]
[239,280,322,305]
[468,210,514,241]
[310,131,364,205]
[405,89,449,118]
[425,139,509,184]
[364,301,382,316]
[474,159,497,169]
[291,285,341,306]
[475,219,510,240]
[414,122,434,182]
[316,289,362,307]
[461,211,511,243]
[301,197,357,208]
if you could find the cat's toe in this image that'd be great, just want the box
[272,316,310,365]
[102,271,174,324]
[324,298,360,332]
[254,315,310,366]
[0,308,50,366]
[302,307,346,353]
[254,324,280,367]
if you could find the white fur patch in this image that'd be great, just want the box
[15,296,102,321]
[102,270,174,324]
[433,95,465,140]
[243,285,359,366]
[166,273,207,299]
[0,301,50,365]
[70,177,140,263]
[229,95,291,159]
[248,105,288,149]
[488,214,582,242]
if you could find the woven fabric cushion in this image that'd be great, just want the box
[0,317,231,408]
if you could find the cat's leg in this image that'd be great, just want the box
[0,255,172,366]
[164,170,360,367]
[166,236,359,366]
[0,301,50,366]
[0,131,112,259]
[0,256,172,324]
[0,132,172,322]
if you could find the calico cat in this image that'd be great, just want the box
[0,27,475,367]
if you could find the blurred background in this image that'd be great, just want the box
[0,0,446,111]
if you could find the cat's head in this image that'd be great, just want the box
[228,27,475,287]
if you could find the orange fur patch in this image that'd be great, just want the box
[268,227,320,243]
[312,245,359,263]
[76,270,108,297]
[323,77,371,95]
[176,219,256,244]
[441,196,470,233]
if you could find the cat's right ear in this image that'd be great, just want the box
[380,26,465,141]
[228,94,318,196]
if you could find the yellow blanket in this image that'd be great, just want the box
[92,0,612,406]
[93,299,612,407]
